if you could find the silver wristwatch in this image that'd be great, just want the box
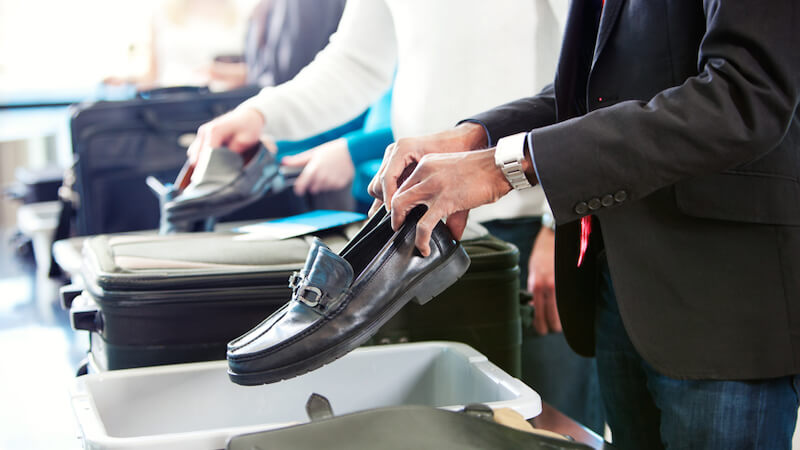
[495,132,533,190]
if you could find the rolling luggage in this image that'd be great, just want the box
[63,223,521,375]
[62,226,357,372]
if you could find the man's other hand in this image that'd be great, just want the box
[528,227,562,335]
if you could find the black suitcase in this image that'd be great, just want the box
[63,225,521,375]
[63,226,357,372]
[64,86,309,236]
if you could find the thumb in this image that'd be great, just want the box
[281,150,315,167]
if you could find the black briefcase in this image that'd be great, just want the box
[64,86,308,236]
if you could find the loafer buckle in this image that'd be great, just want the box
[297,285,323,308]
[288,271,303,290]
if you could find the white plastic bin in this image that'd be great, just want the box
[71,341,541,449]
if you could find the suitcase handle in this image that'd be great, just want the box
[70,295,103,333]
[60,284,83,310]
[136,86,210,99]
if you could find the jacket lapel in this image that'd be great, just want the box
[554,0,589,119]
[592,0,625,69]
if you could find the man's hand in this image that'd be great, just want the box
[281,138,354,195]
[389,149,512,256]
[187,107,265,165]
[528,227,562,335]
[367,122,488,215]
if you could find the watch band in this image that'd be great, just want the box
[495,132,533,190]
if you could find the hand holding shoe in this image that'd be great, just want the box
[227,206,470,385]
[186,107,266,179]
[367,122,489,215]
[162,144,283,230]
[389,149,513,256]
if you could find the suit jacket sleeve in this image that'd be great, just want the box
[532,0,799,224]
[468,83,557,146]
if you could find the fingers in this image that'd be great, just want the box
[187,124,208,165]
[390,179,424,231]
[261,136,278,154]
[381,152,413,211]
[227,131,253,153]
[293,165,312,196]
[206,121,228,150]
[281,150,314,167]
[367,142,395,201]
[546,297,563,334]
[413,209,441,257]
[531,275,559,335]
[445,210,469,241]
[532,287,551,335]
[368,199,384,217]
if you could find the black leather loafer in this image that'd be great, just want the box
[227,206,471,385]
[163,145,283,225]
[227,209,390,352]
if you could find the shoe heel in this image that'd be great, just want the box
[410,246,471,305]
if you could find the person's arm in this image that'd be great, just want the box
[531,0,799,224]
[185,0,395,167]
[239,0,397,141]
[280,127,394,196]
[466,83,558,147]
[385,0,798,252]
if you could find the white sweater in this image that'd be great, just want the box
[241,0,566,222]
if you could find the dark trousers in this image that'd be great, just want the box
[595,252,799,449]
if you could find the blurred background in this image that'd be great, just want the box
[0,2,258,448]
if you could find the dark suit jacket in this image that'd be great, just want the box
[471,0,799,379]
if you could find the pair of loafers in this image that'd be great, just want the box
[151,145,283,233]
[227,206,471,385]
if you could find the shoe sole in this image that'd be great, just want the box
[227,244,471,385]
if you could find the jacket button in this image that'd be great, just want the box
[575,202,589,215]
[614,190,628,203]
[588,198,602,210]
[601,194,614,207]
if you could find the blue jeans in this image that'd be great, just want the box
[483,217,606,434]
[596,253,800,449]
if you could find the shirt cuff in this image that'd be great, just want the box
[526,131,552,217]
[456,119,493,147]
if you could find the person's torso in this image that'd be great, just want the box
[386,0,563,138]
